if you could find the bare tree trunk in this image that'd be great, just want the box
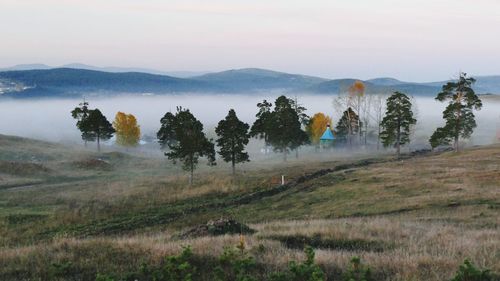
[455,104,461,152]
[364,122,368,146]
[189,165,194,186]
[295,148,299,159]
[377,124,381,150]
[231,152,236,176]
[97,135,101,153]
[396,121,401,158]
[189,155,194,186]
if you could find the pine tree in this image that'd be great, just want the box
[380,91,416,157]
[215,109,250,175]
[250,100,273,154]
[79,109,115,152]
[267,96,308,161]
[429,73,482,152]
[335,107,361,148]
[157,112,177,149]
[290,97,309,158]
[157,107,216,185]
[71,99,94,146]
[113,112,141,149]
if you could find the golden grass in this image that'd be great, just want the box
[1,215,497,280]
[1,138,499,280]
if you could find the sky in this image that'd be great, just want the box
[1,0,500,82]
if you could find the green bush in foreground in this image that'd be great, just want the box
[269,246,324,281]
[95,245,325,281]
[342,256,374,281]
[451,259,496,281]
[94,249,498,281]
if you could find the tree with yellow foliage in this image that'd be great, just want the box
[306,112,333,146]
[349,81,366,143]
[113,112,141,149]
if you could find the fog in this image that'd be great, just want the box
[0,94,499,148]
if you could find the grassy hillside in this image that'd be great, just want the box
[0,135,498,280]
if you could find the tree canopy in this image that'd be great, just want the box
[71,99,94,145]
[335,107,361,147]
[215,109,250,175]
[79,109,115,152]
[113,112,141,149]
[250,100,273,152]
[380,91,416,157]
[267,96,309,161]
[306,112,332,145]
[157,107,216,184]
[429,73,482,151]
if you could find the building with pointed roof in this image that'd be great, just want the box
[320,124,335,148]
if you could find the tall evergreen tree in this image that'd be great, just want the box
[380,91,417,157]
[157,107,216,185]
[290,97,310,158]
[215,109,250,175]
[71,99,94,146]
[267,95,308,161]
[79,109,115,152]
[429,73,482,152]
[250,100,273,154]
[157,112,178,149]
[335,107,361,148]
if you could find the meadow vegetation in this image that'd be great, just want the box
[0,133,498,280]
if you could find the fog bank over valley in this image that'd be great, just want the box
[1,94,499,149]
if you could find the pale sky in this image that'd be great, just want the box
[1,0,500,81]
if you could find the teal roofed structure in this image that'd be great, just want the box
[320,125,335,141]
[320,125,335,149]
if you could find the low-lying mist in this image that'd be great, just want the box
[1,94,499,149]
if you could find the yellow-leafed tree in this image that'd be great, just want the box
[113,112,141,148]
[349,80,366,98]
[306,112,333,145]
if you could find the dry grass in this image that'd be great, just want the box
[1,135,499,280]
[1,216,497,280]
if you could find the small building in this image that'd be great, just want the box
[320,125,335,149]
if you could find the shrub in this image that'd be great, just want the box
[159,246,197,281]
[95,273,115,281]
[342,256,374,281]
[213,246,258,281]
[451,259,495,281]
[269,246,325,281]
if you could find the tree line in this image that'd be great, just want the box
[71,72,483,182]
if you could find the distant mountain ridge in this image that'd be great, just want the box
[0,63,209,78]
[0,66,499,99]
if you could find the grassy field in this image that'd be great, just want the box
[0,134,498,280]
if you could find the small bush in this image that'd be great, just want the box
[158,246,197,281]
[451,259,496,281]
[269,246,325,281]
[95,273,115,281]
[342,256,374,281]
[213,246,258,281]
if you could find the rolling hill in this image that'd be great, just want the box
[0,68,219,98]
[0,67,499,98]
[192,68,328,91]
